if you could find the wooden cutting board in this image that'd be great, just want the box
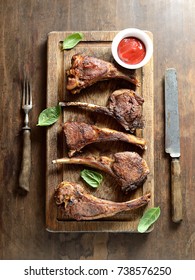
[46,31,154,232]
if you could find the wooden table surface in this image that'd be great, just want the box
[0,0,195,260]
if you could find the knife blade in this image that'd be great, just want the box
[165,68,182,223]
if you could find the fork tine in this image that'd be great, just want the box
[26,79,29,104]
[22,79,26,105]
[28,81,32,105]
[23,78,31,105]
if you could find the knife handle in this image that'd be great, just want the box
[19,129,31,193]
[171,158,182,223]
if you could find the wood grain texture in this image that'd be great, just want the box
[171,159,182,223]
[0,0,195,259]
[18,129,31,193]
[46,31,154,232]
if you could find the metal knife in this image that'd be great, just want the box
[165,68,182,223]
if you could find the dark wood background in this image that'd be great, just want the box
[0,0,195,260]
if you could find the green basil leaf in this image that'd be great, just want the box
[80,169,103,188]
[138,206,161,233]
[62,32,84,50]
[37,105,61,126]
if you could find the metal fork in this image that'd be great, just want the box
[19,78,32,194]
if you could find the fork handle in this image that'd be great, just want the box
[19,129,31,193]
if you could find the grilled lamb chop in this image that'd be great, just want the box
[62,122,146,157]
[66,54,140,94]
[55,181,151,220]
[52,152,149,193]
[60,89,144,133]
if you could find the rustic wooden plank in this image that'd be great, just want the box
[1,0,195,261]
[46,31,154,232]
[46,32,64,231]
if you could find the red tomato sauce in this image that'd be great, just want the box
[117,37,146,65]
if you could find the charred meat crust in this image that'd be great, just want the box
[60,89,144,132]
[66,54,140,94]
[107,89,144,132]
[63,121,147,157]
[52,152,150,193]
[112,152,149,192]
[55,181,151,220]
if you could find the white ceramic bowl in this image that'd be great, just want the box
[111,28,153,69]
